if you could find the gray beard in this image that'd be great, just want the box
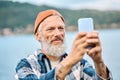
[41,38,66,57]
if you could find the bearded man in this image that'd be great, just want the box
[15,9,112,80]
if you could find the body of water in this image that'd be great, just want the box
[0,29,120,80]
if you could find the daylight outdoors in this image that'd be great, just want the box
[0,0,120,80]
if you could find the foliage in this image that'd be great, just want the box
[0,1,120,30]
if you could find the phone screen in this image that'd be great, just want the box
[78,18,94,32]
[78,18,95,49]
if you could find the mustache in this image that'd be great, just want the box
[51,36,63,43]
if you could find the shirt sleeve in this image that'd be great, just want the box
[15,58,56,80]
[95,66,113,80]
[82,59,113,80]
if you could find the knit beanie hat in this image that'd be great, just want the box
[34,9,64,34]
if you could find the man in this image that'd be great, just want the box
[15,9,112,80]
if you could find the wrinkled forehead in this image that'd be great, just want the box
[40,15,65,29]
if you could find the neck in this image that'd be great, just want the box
[41,49,61,61]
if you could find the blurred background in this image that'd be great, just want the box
[0,0,120,80]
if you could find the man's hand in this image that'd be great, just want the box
[56,31,109,79]
[68,32,88,65]
[56,32,88,79]
[86,31,108,79]
[86,31,102,63]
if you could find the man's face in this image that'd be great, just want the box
[37,15,66,57]
[40,15,65,46]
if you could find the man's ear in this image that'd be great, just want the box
[35,32,41,42]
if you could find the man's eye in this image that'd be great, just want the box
[47,28,54,31]
[58,27,64,29]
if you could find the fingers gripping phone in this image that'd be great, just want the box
[78,18,95,49]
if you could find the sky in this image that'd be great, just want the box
[9,0,120,11]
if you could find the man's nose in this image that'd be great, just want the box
[54,28,61,36]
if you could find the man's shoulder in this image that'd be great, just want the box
[15,58,30,71]
[15,49,42,70]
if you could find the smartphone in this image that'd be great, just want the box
[78,18,95,49]
[78,18,94,32]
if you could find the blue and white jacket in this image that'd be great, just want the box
[15,49,113,80]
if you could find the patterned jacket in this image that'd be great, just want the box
[15,49,113,80]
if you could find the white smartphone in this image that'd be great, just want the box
[78,18,95,49]
[78,18,94,32]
